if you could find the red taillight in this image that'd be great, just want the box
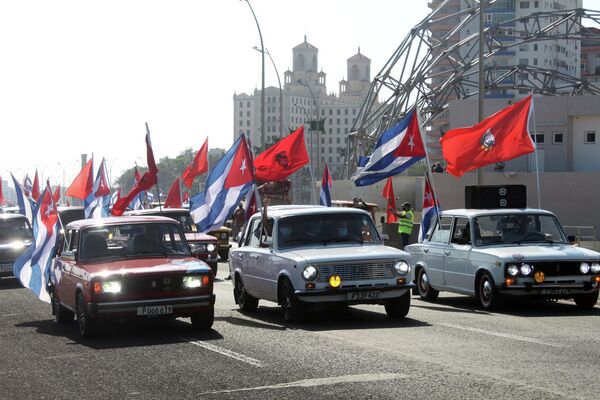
[93,281,102,294]
[201,275,210,286]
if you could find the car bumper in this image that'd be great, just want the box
[0,263,14,277]
[90,294,215,317]
[499,282,599,297]
[296,284,415,303]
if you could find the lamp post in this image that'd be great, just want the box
[477,0,486,185]
[241,0,266,151]
[297,79,320,174]
[253,46,284,138]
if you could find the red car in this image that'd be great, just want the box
[125,208,219,275]
[49,216,215,337]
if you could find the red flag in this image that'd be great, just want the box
[112,130,159,216]
[0,176,5,206]
[134,166,142,184]
[253,126,309,182]
[382,177,397,223]
[66,159,93,200]
[164,178,182,208]
[441,95,535,177]
[181,138,208,188]
[32,170,41,202]
[53,185,61,204]
[182,191,190,203]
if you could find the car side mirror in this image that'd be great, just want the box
[260,238,273,248]
[380,216,385,224]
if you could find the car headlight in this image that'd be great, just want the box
[520,264,532,276]
[394,261,410,275]
[302,265,318,281]
[580,262,591,274]
[9,241,26,250]
[183,275,206,288]
[207,243,216,252]
[591,263,600,274]
[102,280,122,294]
[507,264,519,276]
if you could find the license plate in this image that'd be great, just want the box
[541,288,571,295]
[137,305,173,316]
[347,290,381,301]
[0,265,13,273]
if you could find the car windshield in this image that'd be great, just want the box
[78,222,191,262]
[473,213,568,246]
[277,213,381,249]
[0,218,33,243]
[140,212,197,233]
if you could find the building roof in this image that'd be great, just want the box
[293,35,318,51]
[347,47,370,62]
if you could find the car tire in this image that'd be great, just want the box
[416,268,439,300]
[52,291,73,324]
[76,291,98,338]
[191,307,214,330]
[234,276,258,312]
[208,262,218,277]
[280,278,305,322]
[219,250,229,262]
[476,272,502,310]
[384,290,411,319]
[573,291,599,309]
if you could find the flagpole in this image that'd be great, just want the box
[530,94,542,209]
[415,102,441,226]
[146,122,163,215]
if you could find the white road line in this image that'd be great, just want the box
[440,323,567,348]
[181,337,263,367]
[199,373,407,395]
[1,313,18,317]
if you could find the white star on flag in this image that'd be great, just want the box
[423,190,433,204]
[240,159,246,175]
[408,134,415,152]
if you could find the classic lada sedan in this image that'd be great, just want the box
[125,208,219,275]
[229,206,414,322]
[49,216,215,337]
[0,214,32,277]
[405,209,600,309]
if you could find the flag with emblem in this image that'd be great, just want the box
[164,177,182,208]
[319,164,333,207]
[32,170,41,202]
[84,158,111,219]
[253,126,309,182]
[13,182,60,303]
[190,134,254,233]
[441,95,535,177]
[419,173,441,242]
[181,138,208,188]
[11,173,35,223]
[352,108,426,186]
[382,177,397,223]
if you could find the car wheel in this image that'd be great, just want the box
[52,291,73,324]
[191,307,214,330]
[209,262,218,277]
[384,290,411,319]
[417,268,439,300]
[234,276,258,312]
[219,250,229,262]
[573,291,599,309]
[280,278,305,322]
[476,272,502,310]
[76,291,98,338]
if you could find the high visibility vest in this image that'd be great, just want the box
[397,210,414,235]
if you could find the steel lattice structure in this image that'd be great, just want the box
[343,0,600,178]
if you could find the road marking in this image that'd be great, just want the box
[1,313,18,317]
[199,373,407,395]
[440,323,566,348]
[182,337,263,367]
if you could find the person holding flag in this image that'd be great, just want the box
[391,202,415,250]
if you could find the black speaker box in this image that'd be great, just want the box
[465,185,527,209]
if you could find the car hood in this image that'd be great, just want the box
[476,244,600,261]
[184,232,217,243]
[81,257,211,278]
[284,245,409,264]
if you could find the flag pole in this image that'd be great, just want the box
[146,122,163,215]
[415,102,441,226]
[530,94,541,209]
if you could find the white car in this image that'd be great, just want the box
[229,206,414,321]
[405,209,600,309]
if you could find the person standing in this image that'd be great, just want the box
[392,202,414,249]
[232,204,245,239]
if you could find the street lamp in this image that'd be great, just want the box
[241,0,266,151]
[253,46,284,139]
[297,79,321,174]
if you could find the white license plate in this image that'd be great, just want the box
[0,265,13,273]
[347,290,381,301]
[137,305,173,316]
[541,288,571,295]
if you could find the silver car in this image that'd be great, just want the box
[229,206,414,321]
[405,209,600,309]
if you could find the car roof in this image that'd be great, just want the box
[58,206,84,211]
[124,207,189,215]
[0,213,28,220]
[440,208,556,218]
[251,205,371,219]
[65,216,181,230]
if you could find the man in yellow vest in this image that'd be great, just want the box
[392,202,414,249]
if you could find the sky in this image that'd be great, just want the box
[1,0,599,188]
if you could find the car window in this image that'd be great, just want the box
[451,217,471,245]
[70,230,79,252]
[248,220,263,248]
[473,213,567,245]
[429,216,452,243]
[0,217,33,243]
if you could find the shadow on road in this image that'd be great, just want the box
[0,277,23,290]
[14,317,224,349]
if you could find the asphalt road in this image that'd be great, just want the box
[1,260,599,400]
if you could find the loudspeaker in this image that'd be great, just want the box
[465,185,526,209]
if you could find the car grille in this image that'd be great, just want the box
[316,260,396,282]
[124,275,184,293]
[530,261,590,277]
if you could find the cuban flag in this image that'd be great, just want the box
[128,167,144,210]
[12,173,35,223]
[13,184,60,303]
[190,134,254,233]
[319,164,333,207]
[23,174,33,197]
[352,108,426,186]
[84,158,111,219]
[419,173,441,242]
[110,188,121,206]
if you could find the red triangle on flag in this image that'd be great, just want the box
[392,111,426,158]
[225,136,254,189]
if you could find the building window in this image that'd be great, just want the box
[239,102,243,108]
[247,102,250,107]
[533,44,538,51]
[520,1,529,8]
[246,120,250,126]
[585,131,596,144]
[246,111,250,117]
[329,109,333,116]
[533,58,538,66]
[344,108,348,115]
[530,133,544,144]
[534,0,538,7]
[239,111,243,117]
[552,131,564,144]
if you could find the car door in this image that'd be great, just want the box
[253,217,277,301]
[233,217,261,298]
[444,217,474,293]
[422,216,453,288]
[57,229,78,310]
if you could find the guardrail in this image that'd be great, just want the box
[563,225,597,250]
